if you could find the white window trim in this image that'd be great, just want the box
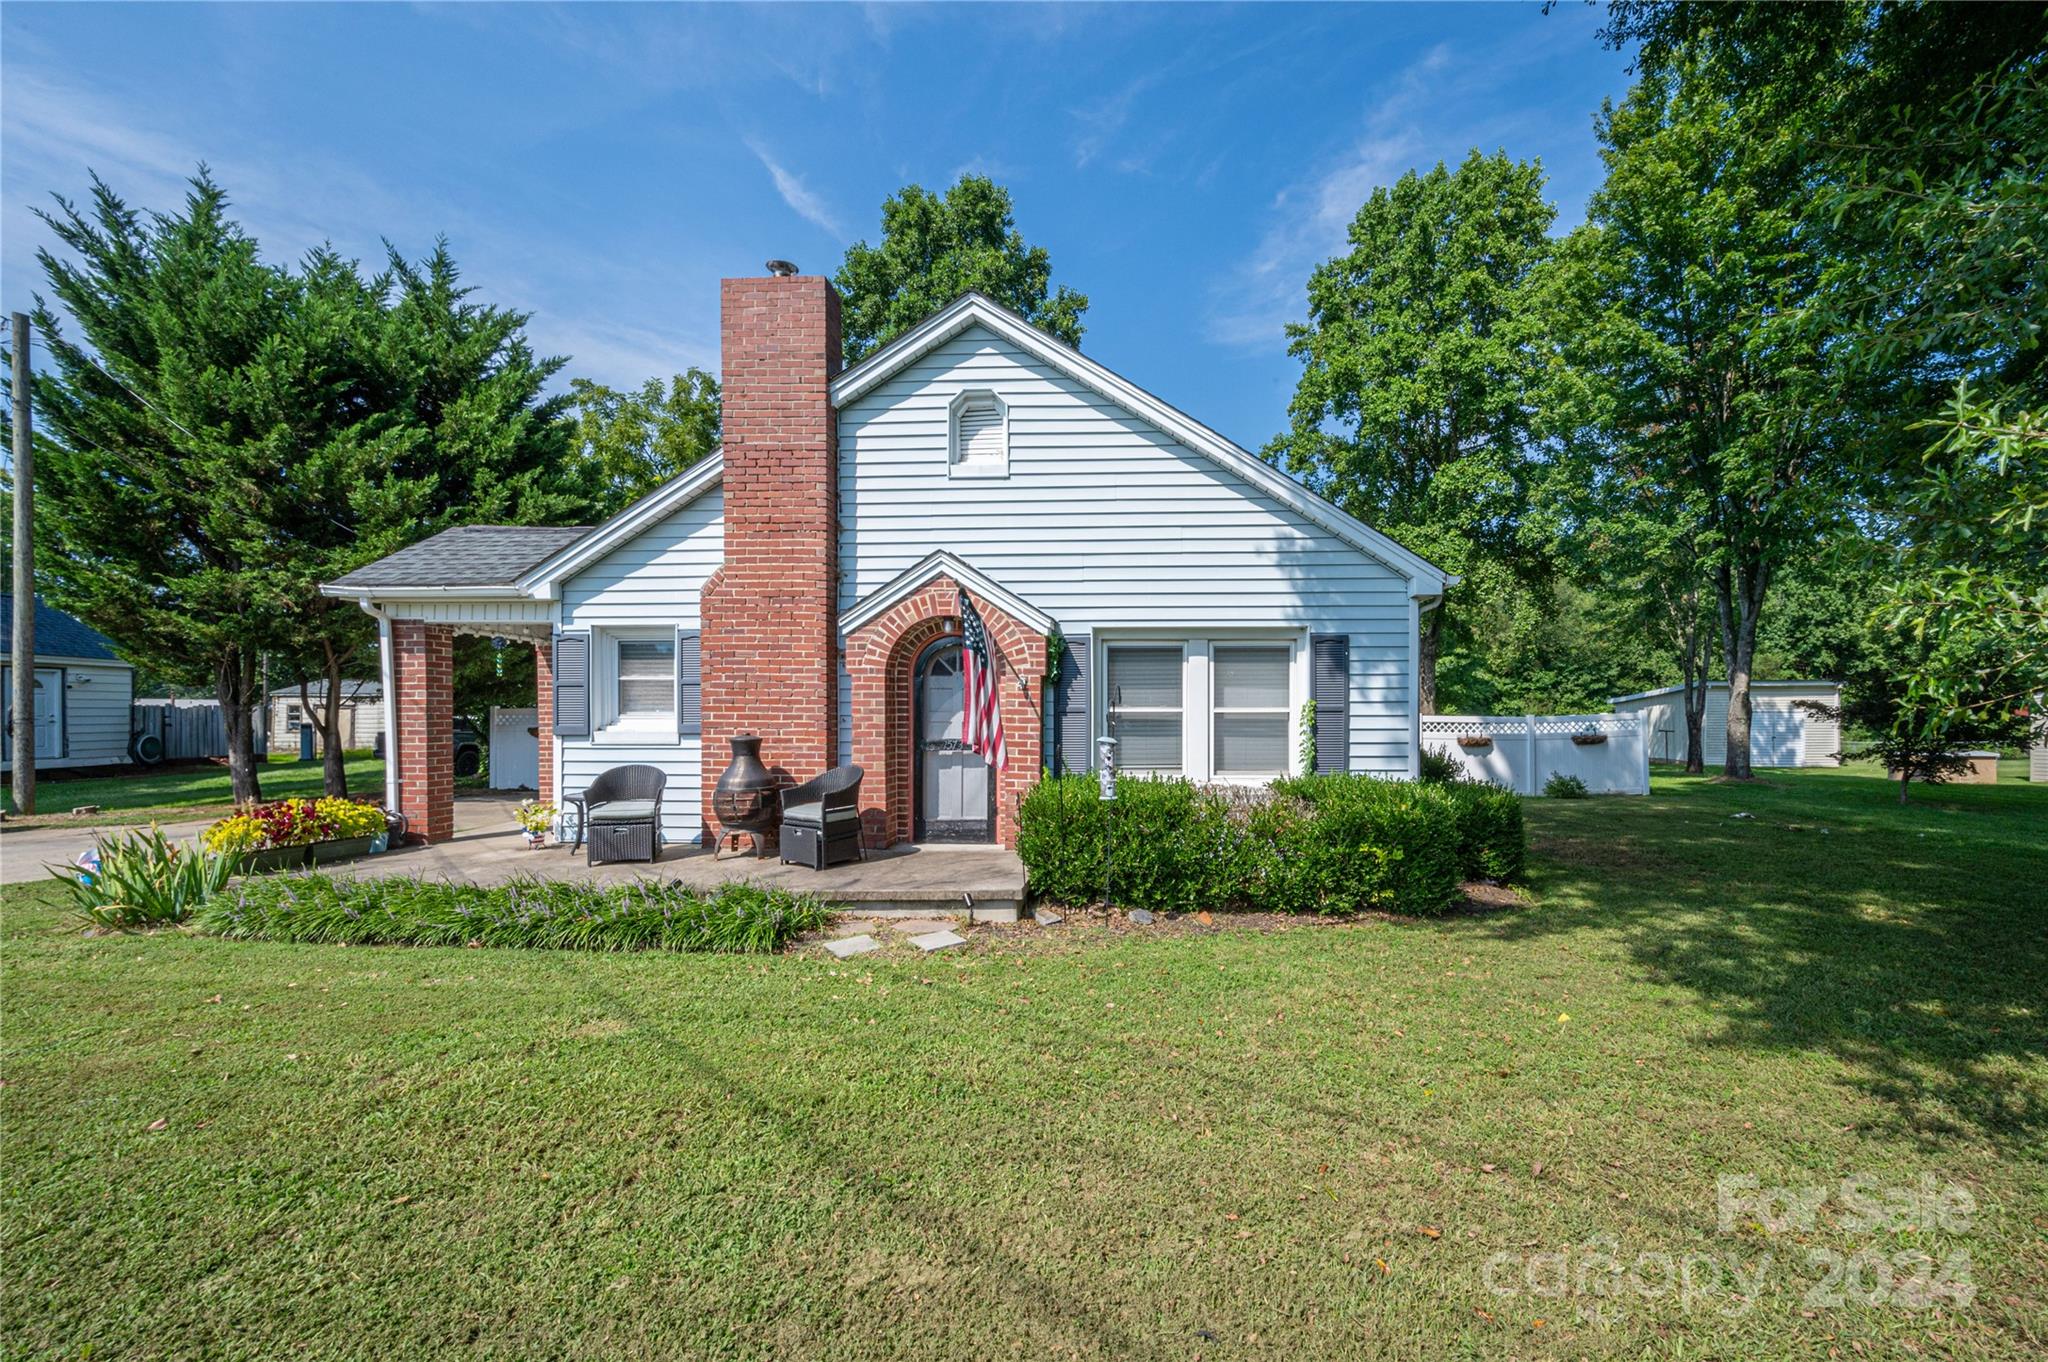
[1093,630,1306,784]
[947,388,1009,479]
[592,627,678,743]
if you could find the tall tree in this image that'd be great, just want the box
[1594,1,2046,749]
[1546,47,1849,778]
[13,172,589,798]
[834,175,1088,366]
[567,369,720,517]
[1269,150,1555,714]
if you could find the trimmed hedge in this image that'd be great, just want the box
[195,875,829,954]
[1017,773,1525,917]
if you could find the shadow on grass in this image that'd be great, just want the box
[1464,768,2048,1149]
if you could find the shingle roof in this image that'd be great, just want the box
[0,594,126,663]
[326,525,592,590]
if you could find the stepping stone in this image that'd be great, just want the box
[911,930,966,952]
[830,918,881,938]
[824,935,880,959]
[1035,910,1064,927]
[1128,909,1156,925]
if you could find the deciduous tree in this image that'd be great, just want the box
[1269,151,1555,714]
[834,175,1087,366]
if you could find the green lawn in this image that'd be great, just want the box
[3,766,2042,1359]
[1,754,385,824]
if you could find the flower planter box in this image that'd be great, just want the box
[1571,733,1609,746]
[307,835,379,866]
[1457,736,1494,750]
[245,845,310,874]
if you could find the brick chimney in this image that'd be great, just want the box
[700,270,842,839]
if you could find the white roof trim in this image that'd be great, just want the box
[1610,679,1841,704]
[830,295,1455,592]
[841,550,1056,638]
[514,453,724,596]
[0,653,133,669]
[316,584,535,601]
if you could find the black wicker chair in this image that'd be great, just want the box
[566,764,667,864]
[778,765,866,870]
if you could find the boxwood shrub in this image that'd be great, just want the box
[1017,772,1525,918]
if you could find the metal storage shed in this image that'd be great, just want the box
[1610,680,1843,768]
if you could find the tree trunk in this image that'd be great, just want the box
[1898,768,1913,805]
[1680,601,1709,775]
[1417,604,1444,717]
[1718,555,1769,781]
[216,647,264,804]
[319,640,348,796]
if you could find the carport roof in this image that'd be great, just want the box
[325,525,591,591]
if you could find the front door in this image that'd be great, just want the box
[2,667,63,761]
[915,641,993,842]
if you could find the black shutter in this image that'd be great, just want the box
[1056,631,1092,774]
[675,629,701,738]
[552,632,590,738]
[1311,633,1349,774]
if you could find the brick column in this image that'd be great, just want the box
[391,619,455,844]
[534,640,554,815]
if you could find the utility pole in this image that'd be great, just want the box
[10,311,34,815]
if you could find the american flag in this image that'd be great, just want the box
[959,592,1008,772]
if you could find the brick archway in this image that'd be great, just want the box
[845,576,1047,849]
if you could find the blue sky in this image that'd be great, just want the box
[2,2,1634,450]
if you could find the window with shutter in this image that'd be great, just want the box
[949,391,1008,477]
[552,633,590,738]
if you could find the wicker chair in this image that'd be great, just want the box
[777,765,866,870]
[566,764,667,864]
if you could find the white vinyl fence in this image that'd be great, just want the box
[1421,714,1650,796]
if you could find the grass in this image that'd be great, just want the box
[2,765,2043,1359]
[0,753,386,826]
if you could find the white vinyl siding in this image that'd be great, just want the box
[554,488,725,841]
[834,325,1413,775]
[0,660,134,771]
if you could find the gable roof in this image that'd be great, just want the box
[515,454,724,597]
[830,293,1454,595]
[841,550,1057,637]
[324,525,591,595]
[0,594,126,663]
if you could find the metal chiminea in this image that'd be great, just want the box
[712,734,779,856]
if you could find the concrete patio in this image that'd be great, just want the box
[329,794,1028,920]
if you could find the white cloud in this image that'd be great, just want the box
[1204,45,1452,349]
[745,138,844,237]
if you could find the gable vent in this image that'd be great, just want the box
[950,392,1008,476]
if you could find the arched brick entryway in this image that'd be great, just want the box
[845,576,1047,849]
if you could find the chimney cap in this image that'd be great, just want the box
[765,259,798,277]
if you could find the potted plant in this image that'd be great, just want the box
[1457,735,1493,750]
[1571,728,1608,746]
[515,799,557,849]
[202,797,391,871]
[307,797,389,864]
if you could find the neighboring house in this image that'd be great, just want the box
[0,593,136,772]
[267,680,384,755]
[1610,680,1843,768]
[2031,707,2046,783]
[322,275,1453,848]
